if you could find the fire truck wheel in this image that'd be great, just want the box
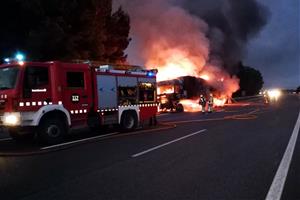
[38,118,66,145]
[120,111,138,132]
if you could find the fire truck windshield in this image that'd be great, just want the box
[0,66,19,90]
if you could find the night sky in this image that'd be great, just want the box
[245,0,300,89]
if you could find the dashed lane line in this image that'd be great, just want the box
[0,124,176,157]
[40,132,119,150]
[132,129,207,158]
[40,124,177,151]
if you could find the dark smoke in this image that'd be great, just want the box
[180,0,270,73]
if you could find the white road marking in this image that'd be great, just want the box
[0,138,12,142]
[266,110,300,200]
[132,129,207,158]
[41,132,119,150]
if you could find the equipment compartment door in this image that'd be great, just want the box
[22,65,52,110]
[97,75,117,109]
[61,66,92,126]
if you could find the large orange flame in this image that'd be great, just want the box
[123,0,240,101]
[157,86,174,95]
[146,49,207,82]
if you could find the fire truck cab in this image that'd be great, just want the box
[0,61,158,144]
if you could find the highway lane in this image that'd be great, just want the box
[0,95,299,199]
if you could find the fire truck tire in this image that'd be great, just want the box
[8,129,35,143]
[38,118,66,145]
[120,111,138,132]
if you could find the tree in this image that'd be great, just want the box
[0,0,130,63]
[104,7,131,64]
[233,62,264,97]
[297,86,300,93]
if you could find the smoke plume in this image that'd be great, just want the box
[114,0,269,97]
[180,0,270,72]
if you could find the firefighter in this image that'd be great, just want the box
[208,93,214,113]
[199,94,206,113]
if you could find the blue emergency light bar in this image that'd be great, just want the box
[15,53,25,61]
[3,52,26,64]
[147,71,155,77]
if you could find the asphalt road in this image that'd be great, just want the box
[0,94,299,200]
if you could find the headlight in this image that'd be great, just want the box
[267,89,282,99]
[3,112,21,126]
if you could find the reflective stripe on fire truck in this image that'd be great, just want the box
[97,108,119,112]
[118,105,140,123]
[94,104,159,114]
[118,103,158,123]
[19,101,57,107]
[70,109,88,115]
[17,104,71,127]
[139,103,158,107]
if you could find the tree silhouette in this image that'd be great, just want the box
[104,7,131,64]
[234,62,264,97]
[0,0,130,63]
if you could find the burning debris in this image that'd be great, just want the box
[115,0,269,111]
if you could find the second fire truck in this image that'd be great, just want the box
[0,60,158,144]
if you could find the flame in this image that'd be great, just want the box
[157,85,174,95]
[179,97,227,112]
[179,99,201,112]
[200,74,210,81]
[121,0,240,101]
[158,95,168,104]
[148,50,206,82]
[147,51,239,99]
[214,98,227,107]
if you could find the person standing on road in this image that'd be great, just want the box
[199,94,206,113]
[208,93,214,113]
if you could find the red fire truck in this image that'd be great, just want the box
[0,60,158,144]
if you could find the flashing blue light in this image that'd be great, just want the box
[4,58,10,63]
[15,53,25,61]
[147,71,155,77]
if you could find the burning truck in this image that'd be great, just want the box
[157,76,227,112]
[116,0,268,114]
